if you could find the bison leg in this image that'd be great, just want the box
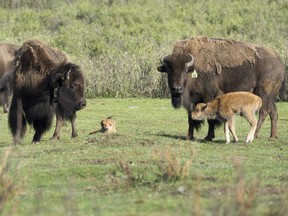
[51,112,63,140]
[187,113,202,140]
[32,116,53,143]
[254,106,269,138]
[268,101,278,139]
[70,113,78,138]
[8,98,27,145]
[254,96,277,139]
[204,120,221,141]
[3,85,11,113]
[14,98,24,144]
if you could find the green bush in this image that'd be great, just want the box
[0,0,287,98]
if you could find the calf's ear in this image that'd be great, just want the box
[157,66,167,73]
[201,104,208,111]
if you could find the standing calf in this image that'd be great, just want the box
[191,92,262,143]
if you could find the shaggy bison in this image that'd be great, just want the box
[191,92,262,143]
[0,43,19,113]
[9,40,86,144]
[157,36,285,141]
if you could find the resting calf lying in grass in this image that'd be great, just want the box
[89,117,117,135]
[191,92,262,143]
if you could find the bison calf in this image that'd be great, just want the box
[89,117,117,135]
[191,92,262,143]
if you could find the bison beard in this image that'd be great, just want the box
[9,40,86,144]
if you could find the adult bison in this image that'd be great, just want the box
[0,43,19,113]
[9,39,86,144]
[157,36,285,141]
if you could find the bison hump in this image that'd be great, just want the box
[173,36,258,73]
[14,40,68,92]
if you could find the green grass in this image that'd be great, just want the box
[0,98,287,215]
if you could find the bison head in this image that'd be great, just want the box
[52,63,86,119]
[157,53,194,108]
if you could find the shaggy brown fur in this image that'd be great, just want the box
[89,117,117,134]
[14,39,68,93]
[191,92,262,143]
[9,39,86,144]
[0,43,19,113]
[173,36,258,74]
[157,36,285,141]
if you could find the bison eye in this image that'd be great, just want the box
[72,84,81,90]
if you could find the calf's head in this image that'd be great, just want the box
[101,117,116,133]
[157,53,194,108]
[191,103,209,121]
[192,102,218,121]
[52,63,86,119]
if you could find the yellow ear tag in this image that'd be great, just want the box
[191,70,198,78]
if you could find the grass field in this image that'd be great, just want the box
[0,98,287,215]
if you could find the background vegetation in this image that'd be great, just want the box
[0,0,287,98]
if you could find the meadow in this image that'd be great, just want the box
[0,0,288,215]
[0,98,288,215]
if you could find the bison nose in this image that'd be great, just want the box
[82,100,87,108]
[172,86,183,94]
[77,100,87,110]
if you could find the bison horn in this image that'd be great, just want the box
[65,67,72,80]
[160,56,167,66]
[185,53,195,68]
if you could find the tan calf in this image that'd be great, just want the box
[191,92,262,143]
[89,117,117,135]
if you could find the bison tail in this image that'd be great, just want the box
[8,98,27,138]
[279,69,287,101]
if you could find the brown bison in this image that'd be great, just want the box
[0,43,19,113]
[9,40,86,144]
[191,92,262,143]
[157,36,285,141]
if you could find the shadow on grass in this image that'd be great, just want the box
[155,133,187,140]
[155,133,229,145]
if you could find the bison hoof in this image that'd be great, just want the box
[268,136,278,140]
[186,135,196,141]
[71,133,78,138]
[204,136,214,141]
[13,140,21,145]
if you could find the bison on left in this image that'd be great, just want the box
[9,40,86,144]
[0,43,19,113]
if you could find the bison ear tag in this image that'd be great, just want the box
[191,70,198,78]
